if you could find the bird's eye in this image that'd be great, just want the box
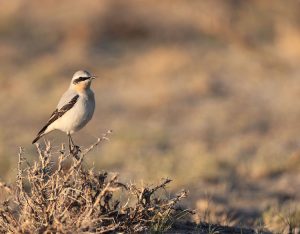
[73,77,90,84]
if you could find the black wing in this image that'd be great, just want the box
[32,95,79,144]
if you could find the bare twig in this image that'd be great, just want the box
[0,133,189,233]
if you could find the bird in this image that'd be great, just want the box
[32,70,96,153]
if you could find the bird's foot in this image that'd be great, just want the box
[70,145,81,159]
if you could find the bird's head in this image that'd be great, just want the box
[70,70,96,92]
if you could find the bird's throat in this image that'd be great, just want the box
[74,82,90,93]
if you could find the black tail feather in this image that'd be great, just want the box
[32,135,41,144]
[32,125,48,144]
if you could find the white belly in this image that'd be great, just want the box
[49,93,95,134]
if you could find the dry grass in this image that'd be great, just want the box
[0,135,191,233]
[0,1,300,231]
[262,206,300,234]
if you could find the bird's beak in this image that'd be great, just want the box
[90,76,96,80]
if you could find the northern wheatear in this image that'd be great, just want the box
[32,70,96,152]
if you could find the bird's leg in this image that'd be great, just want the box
[69,134,81,157]
[70,134,77,148]
[68,133,72,153]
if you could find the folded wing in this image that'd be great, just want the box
[32,95,79,144]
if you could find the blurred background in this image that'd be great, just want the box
[0,0,299,230]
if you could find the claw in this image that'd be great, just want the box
[70,145,81,159]
[67,134,80,158]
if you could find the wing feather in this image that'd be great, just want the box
[32,95,79,144]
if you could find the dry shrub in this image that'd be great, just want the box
[0,133,191,233]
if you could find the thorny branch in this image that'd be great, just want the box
[0,132,190,233]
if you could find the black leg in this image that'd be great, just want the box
[68,134,80,157]
[68,133,72,152]
[70,134,75,146]
[68,134,70,146]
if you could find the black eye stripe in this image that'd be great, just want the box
[73,76,90,84]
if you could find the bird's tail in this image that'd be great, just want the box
[32,135,42,144]
[32,125,49,144]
